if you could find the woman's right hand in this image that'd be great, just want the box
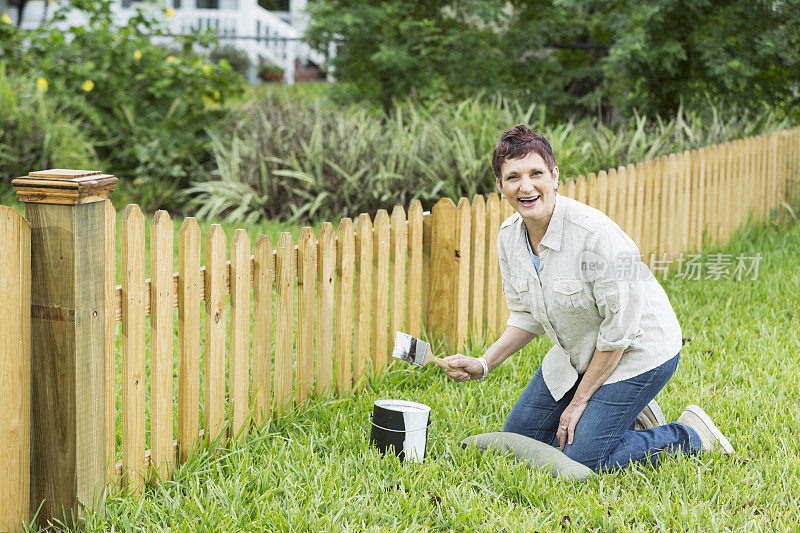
[442,354,485,382]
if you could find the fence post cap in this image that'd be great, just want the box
[12,169,117,205]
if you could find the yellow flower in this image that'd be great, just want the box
[1,13,12,24]
[81,80,95,92]
[165,7,176,18]
[202,64,212,76]
[133,50,142,61]
[166,55,176,63]
[36,77,48,92]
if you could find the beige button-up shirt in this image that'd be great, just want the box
[499,192,682,400]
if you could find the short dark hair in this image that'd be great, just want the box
[491,125,557,181]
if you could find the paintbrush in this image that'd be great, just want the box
[392,331,454,371]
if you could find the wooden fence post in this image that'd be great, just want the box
[12,170,116,527]
[0,206,31,533]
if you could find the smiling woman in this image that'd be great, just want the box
[443,125,734,473]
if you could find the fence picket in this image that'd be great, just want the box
[454,198,471,350]
[316,223,335,397]
[371,210,390,369]
[576,174,587,205]
[679,151,692,254]
[733,140,743,229]
[230,229,250,437]
[564,177,576,199]
[606,168,619,225]
[724,142,735,242]
[150,210,174,479]
[252,235,273,424]
[406,201,423,338]
[470,194,486,342]
[779,131,789,212]
[296,228,316,406]
[597,170,609,214]
[0,207,30,532]
[715,143,725,242]
[584,172,595,208]
[631,163,644,253]
[354,214,373,388]
[103,200,116,483]
[335,219,355,392]
[204,225,226,441]
[646,159,660,259]
[177,218,200,462]
[121,204,145,492]
[498,199,514,328]
[484,193,500,336]
[390,207,407,354]
[274,233,294,412]
[696,148,707,250]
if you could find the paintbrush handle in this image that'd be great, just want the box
[425,353,454,371]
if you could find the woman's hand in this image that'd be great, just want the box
[557,399,588,450]
[442,354,484,382]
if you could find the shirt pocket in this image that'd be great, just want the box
[552,277,591,312]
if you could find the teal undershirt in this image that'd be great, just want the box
[524,230,541,274]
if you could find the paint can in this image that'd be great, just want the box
[369,399,432,462]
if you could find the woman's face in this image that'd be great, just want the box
[496,151,559,224]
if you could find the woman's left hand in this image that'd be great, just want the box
[557,400,589,450]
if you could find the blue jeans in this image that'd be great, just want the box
[503,352,702,472]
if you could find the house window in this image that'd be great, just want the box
[197,0,219,8]
[258,0,289,10]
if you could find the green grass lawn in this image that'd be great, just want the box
[39,211,796,532]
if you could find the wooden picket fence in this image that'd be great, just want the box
[1,128,799,531]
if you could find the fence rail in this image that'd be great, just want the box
[1,128,799,531]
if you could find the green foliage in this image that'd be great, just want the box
[307,0,800,120]
[186,93,785,225]
[1,0,244,210]
[210,44,251,77]
[306,0,510,109]
[0,63,96,185]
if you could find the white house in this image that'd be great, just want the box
[1,0,325,83]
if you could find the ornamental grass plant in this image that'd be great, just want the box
[188,89,787,225]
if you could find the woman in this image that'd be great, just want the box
[443,125,733,472]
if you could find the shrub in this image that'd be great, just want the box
[186,93,787,225]
[1,0,244,210]
[0,63,96,186]
[210,44,251,77]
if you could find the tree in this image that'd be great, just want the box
[306,0,512,109]
[307,0,800,120]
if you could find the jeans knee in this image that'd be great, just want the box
[502,416,529,437]
[562,444,604,472]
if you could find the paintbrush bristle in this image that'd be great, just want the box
[391,331,416,363]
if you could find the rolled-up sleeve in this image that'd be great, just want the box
[498,236,544,335]
[588,228,645,352]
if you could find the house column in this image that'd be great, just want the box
[289,0,307,31]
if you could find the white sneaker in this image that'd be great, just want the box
[634,398,666,430]
[677,404,734,454]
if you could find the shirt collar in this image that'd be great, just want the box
[516,192,565,253]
